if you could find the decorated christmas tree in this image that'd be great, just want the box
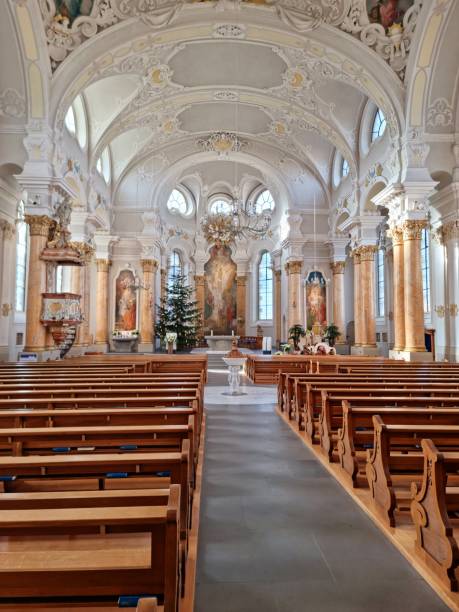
[156,274,201,350]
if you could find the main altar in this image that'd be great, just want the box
[205,335,240,351]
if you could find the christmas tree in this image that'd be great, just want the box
[156,274,201,350]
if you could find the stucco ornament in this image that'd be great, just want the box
[0,88,26,118]
[40,0,422,79]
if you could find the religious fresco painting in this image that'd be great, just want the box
[204,245,237,334]
[367,0,414,29]
[115,269,137,331]
[306,271,327,331]
[55,0,95,24]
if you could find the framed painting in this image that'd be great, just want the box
[204,245,237,334]
[115,269,137,331]
[367,0,415,29]
[306,271,327,331]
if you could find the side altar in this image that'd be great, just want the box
[205,335,240,351]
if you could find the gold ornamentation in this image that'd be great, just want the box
[330,261,345,274]
[285,261,302,275]
[389,227,404,246]
[402,219,428,241]
[2,221,15,241]
[358,245,378,262]
[449,304,459,317]
[237,276,247,287]
[434,305,445,318]
[1,303,12,317]
[68,241,95,263]
[441,220,459,243]
[194,275,205,288]
[141,259,158,273]
[96,259,111,272]
[24,215,54,237]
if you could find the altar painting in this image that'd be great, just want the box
[367,0,414,29]
[204,245,237,334]
[115,269,137,331]
[55,0,94,24]
[306,271,327,330]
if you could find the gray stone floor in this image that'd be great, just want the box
[195,374,449,612]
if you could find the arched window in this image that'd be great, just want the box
[96,148,111,184]
[73,95,87,149]
[258,251,273,321]
[210,199,232,215]
[167,189,187,215]
[255,190,275,214]
[376,248,385,317]
[341,158,350,179]
[15,201,28,312]
[371,109,386,142]
[64,105,76,135]
[421,228,430,313]
[168,250,182,288]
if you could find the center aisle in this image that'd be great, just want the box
[194,372,448,612]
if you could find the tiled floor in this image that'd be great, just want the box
[195,374,448,612]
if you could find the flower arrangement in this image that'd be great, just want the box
[201,213,236,247]
[165,332,178,344]
[112,329,139,339]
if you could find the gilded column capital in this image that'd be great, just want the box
[141,259,158,273]
[237,275,247,287]
[402,219,428,241]
[351,249,361,263]
[330,261,345,274]
[441,220,459,244]
[24,214,54,237]
[194,274,205,288]
[96,259,111,272]
[160,268,166,278]
[69,241,95,264]
[389,227,404,246]
[358,245,378,262]
[285,260,302,275]
[274,269,282,279]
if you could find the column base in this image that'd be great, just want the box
[335,344,350,355]
[389,349,433,362]
[351,345,380,356]
[93,342,109,353]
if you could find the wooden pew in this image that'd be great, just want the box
[337,402,459,488]
[0,485,180,612]
[298,379,459,439]
[0,441,191,540]
[319,391,459,462]
[411,439,459,591]
[366,416,459,527]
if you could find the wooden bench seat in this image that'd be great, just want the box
[0,486,180,611]
[0,442,191,541]
[411,439,459,591]
[298,380,459,439]
[337,402,459,488]
[365,418,459,528]
[319,391,459,462]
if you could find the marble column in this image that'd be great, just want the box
[402,220,428,352]
[95,259,111,347]
[80,253,93,347]
[351,249,362,347]
[24,215,54,353]
[139,259,157,348]
[160,268,166,303]
[236,276,247,336]
[390,227,405,351]
[70,265,83,345]
[0,221,16,359]
[330,261,345,343]
[443,221,459,361]
[274,269,282,345]
[194,275,205,334]
[359,246,377,347]
[285,261,303,330]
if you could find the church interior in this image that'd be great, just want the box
[0,0,459,610]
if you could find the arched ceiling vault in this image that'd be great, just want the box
[49,11,407,202]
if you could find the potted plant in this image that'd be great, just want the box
[288,324,306,351]
[323,323,341,347]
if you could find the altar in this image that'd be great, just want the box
[205,335,240,351]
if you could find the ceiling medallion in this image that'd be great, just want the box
[197,131,248,157]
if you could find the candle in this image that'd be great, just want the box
[211,330,213,336]
[232,330,234,336]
